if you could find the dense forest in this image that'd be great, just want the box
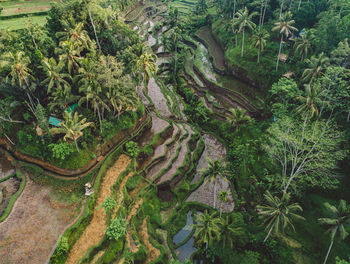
[0,0,349,263]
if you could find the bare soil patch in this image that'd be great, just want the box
[0,174,78,264]
[0,177,20,216]
[66,154,131,264]
[139,217,160,264]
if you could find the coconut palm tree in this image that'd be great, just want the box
[219,215,244,248]
[251,29,270,63]
[56,40,82,74]
[296,83,324,119]
[226,108,251,128]
[204,158,228,209]
[49,87,79,111]
[318,200,350,264]
[0,51,36,110]
[135,49,157,88]
[50,111,93,151]
[1,51,33,90]
[232,7,258,57]
[194,210,222,248]
[41,57,71,94]
[272,12,298,71]
[301,52,329,83]
[293,29,314,60]
[56,21,92,49]
[257,191,305,243]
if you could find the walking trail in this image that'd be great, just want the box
[66,155,131,264]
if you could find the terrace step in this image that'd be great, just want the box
[156,124,193,185]
[144,123,185,181]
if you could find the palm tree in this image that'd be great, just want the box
[195,0,208,14]
[50,111,93,151]
[135,49,157,88]
[0,51,36,110]
[49,87,79,111]
[257,191,305,243]
[293,29,314,60]
[1,51,33,90]
[318,200,350,264]
[219,215,244,248]
[56,40,82,74]
[204,158,228,209]
[226,108,251,128]
[251,29,270,63]
[56,21,91,49]
[41,57,71,94]
[301,52,329,83]
[194,210,221,248]
[272,12,298,71]
[218,190,228,217]
[233,8,258,57]
[296,83,324,119]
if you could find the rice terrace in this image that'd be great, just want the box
[0,0,349,263]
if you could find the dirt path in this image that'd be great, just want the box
[0,173,78,264]
[139,217,160,264]
[66,155,131,264]
[126,198,143,252]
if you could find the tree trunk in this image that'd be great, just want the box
[263,225,274,243]
[323,240,333,264]
[97,107,103,133]
[259,0,264,31]
[279,0,284,17]
[262,0,267,27]
[298,0,302,9]
[87,7,101,51]
[276,35,283,72]
[257,47,261,63]
[241,30,245,57]
[74,137,80,152]
[213,179,217,208]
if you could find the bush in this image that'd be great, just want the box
[49,142,76,160]
[126,141,139,157]
[105,217,127,240]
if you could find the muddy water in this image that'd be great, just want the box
[0,150,15,180]
[191,134,226,184]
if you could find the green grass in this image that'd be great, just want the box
[0,15,47,30]
[0,0,51,16]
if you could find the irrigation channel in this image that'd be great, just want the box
[0,1,259,263]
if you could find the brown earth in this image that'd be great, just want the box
[66,155,131,264]
[0,173,78,264]
[139,217,160,264]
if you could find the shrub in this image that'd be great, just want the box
[126,141,139,157]
[49,142,76,160]
[105,217,127,240]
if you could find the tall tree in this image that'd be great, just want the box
[251,29,270,63]
[318,200,350,264]
[41,57,71,94]
[135,48,157,88]
[233,7,258,57]
[296,83,325,119]
[257,191,304,242]
[194,210,222,248]
[226,107,251,127]
[265,116,345,193]
[272,12,298,71]
[56,21,92,49]
[302,52,329,83]
[56,40,82,74]
[293,29,314,60]
[219,215,244,248]
[50,111,93,151]
[204,158,228,209]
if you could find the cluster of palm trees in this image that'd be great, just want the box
[194,210,244,249]
[1,20,159,141]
